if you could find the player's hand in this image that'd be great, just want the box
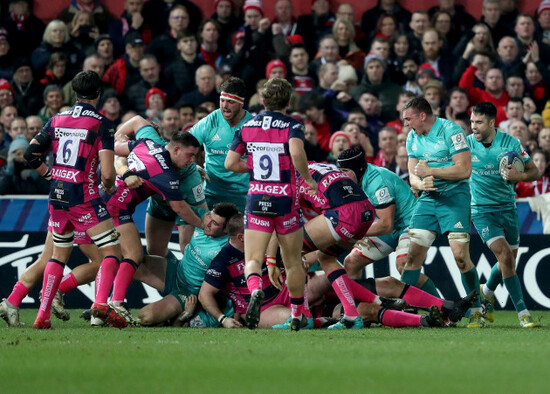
[420,176,437,191]
[124,174,143,189]
[304,178,318,195]
[414,160,432,178]
[502,164,522,183]
[222,317,243,328]
[268,265,284,291]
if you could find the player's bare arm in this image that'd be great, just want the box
[224,150,248,173]
[504,160,539,183]
[289,137,317,194]
[415,150,472,181]
[366,205,395,236]
[198,282,243,328]
[408,156,437,191]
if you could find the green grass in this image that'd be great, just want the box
[0,310,548,394]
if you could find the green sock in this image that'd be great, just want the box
[401,268,421,287]
[420,278,440,298]
[461,267,481,308]
[503,275,527,313]
[486,263,503,291]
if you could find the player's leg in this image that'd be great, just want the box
[176,201,208,253]
[258,305,291,328]
[277,227,307,330]
[139,294,183,326]
[243,225,273,329]
[400,229,435,286]
[33,228,75,329]
[145,213,175,257]
[357,302,444,328]
[133,254,169,293]
[0,232,54,327]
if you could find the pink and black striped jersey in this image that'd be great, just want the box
[41,103,115,207]
[230,111,305,216]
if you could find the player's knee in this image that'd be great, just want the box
[343,252,365,273]
[409,228,436,248]
[357,302,381,322]
[352,238,386,262]
[376,277,401,298]
[52,231,74,248]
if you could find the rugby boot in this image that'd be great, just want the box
[51,290,70,321]
[33,317,52,329]
[245,288,264,329]
[446,290,478,323]
[380,297,407,310]
[90,303,128,328]
[0,298,24,327]
[479,285,495,323]
[467,311,486,328]
[420,305,445,327]
[328,316,364,329]
[108,301,141,325]
[520,314,540,328]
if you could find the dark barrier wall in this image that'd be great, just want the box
[0,198,549,310]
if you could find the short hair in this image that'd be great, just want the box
[178,102,195,113]
[198,19,221,43]
[196,64,215,80]
[170,4,189,17]
[140,54,158,66]
[506,97,523,108]
[226,212,244,237]
[220,76,246,98]
[162,107,178,118]
[289,43,307,55]
[43,20,69,45]
[449,87,468,97]
[516,13,535,25]
[262,78,293,111]
[483,0,500,8]
[399,90,417,100]
[333,18,355,42]
[299,92,325,111]
[47,52,68,71]
[411,10,429,18]
[402,97,433,116]
[170,130,200,148]
[83,53,103,68]
[43,85,63,102]
[71,71,100,100]
[380,126,397,135]
[176,30,196,42]
[318,62,337,77]
[212,202,239,230]
[471,101,497,120]
[370,36,390,48]
[10,116,26,128]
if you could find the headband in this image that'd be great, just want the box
[220,92,244,105]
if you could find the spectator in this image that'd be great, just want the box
[407,10,430,53]
[514,14,550,66]
[37,85,63,123]
[509,119,529,146]
[98,90,123,127]
[538,0,550,46]
[299,93,332,152]
[481,0,514,45]
[529,113,544,138]
[0,105,17,141]
[313,63,339,95]
[57,0,113,33]
[388,32,410,80]
[212,0,240,55]
[144,87,166,123]
[402,55,423,96]
[419,29,455,89]
[165,31,206,99]
[372,13,398,43]
[326,130,351,164]
[296,0,336,57]
[265,59,286,80]
[25,116,42,140]
[431,10,456,49]
[176,65,219,108]
[178,102,195,128]
[505,74,525,99]
[342,121,374,159]
[386,90,416,133]
[499,97,524,132]
[358,92,384,132]
[10,57,43,117]
[0,134,49,194]
[523,97,536,123]
[67,10,100,56]
[428,0,476,40]
[445,87,469,122]
[94,34,115,68]
[515,150,549,197]
[148,5,191,69]
[351,53,401,122]
[128,55,172,116]
[459,64,509,125]
[108,0,145,54]
[0,29,15,81]
[392,145,409,184]
[31,20,80,76]
[332,18,366,72]
[361,0,411,36]
[524,49,550,113]
[103,32,145,96]
[539,127,550,156]
[423,79,444,116]
[499,0,520,31]
[198,19,223,70]
[142,0,203,37]
[287,44,317,95]
[7,117,26,141]
[159,107,181,139]
[40,52,70,88]
[271,0,298,41]
[308,35,339,76]
[374,126,397,167]
[303,121,326,162]
[369,37,391,64]
[1,0,45,57]
[495,36,522,79]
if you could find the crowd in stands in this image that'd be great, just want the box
[0,0,549,198]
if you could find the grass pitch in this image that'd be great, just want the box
[0,310,548,394]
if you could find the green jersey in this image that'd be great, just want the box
[176,208,228,295]
[189,109,253,196]
[407,117,470,193]
[468,130,531,214]
[362,164,416,232]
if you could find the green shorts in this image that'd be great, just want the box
[205,191,246,213]
[472,209,519,249]
[411,184,471,235]
[147,169,206,225]
[161,251,187,308]
[375,226,409,252]
[190,301,235,328]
